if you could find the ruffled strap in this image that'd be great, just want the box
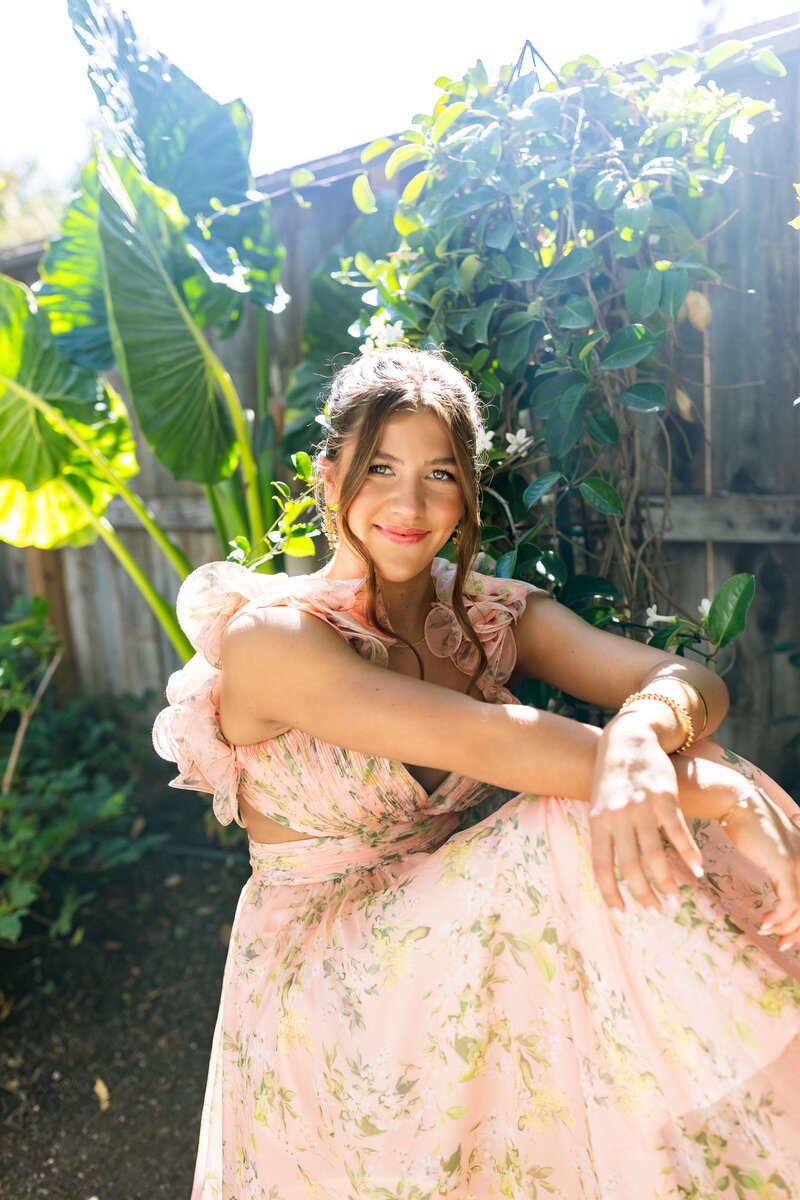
[426,558,544,703]
[152,561,395,826]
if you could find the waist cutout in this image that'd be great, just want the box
[247,813,461,885]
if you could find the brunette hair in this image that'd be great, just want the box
[312,346,489,691]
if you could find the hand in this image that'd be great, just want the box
[718,788,800,950]
[589,714,704,912]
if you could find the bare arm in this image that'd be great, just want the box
[219,605,731,818]
[510,590,729,749]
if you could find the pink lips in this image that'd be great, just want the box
[375,525,429,544]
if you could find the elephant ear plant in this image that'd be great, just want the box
[0,0,318,660]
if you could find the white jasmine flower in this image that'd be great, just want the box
[698,597,711,619]
[504,427,531,456]
[475,427,495,456]
[359,310,405,356]
[729,112,754,143]
[645,604,678,628]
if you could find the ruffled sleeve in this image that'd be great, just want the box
[426,559,545,703]
[151,561,395,827]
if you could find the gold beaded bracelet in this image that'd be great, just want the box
[618,691,695,754]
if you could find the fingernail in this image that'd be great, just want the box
[691,862,705,879]
[610,907,624,921]
[760,922,774,935]
[779,938,793,951]
[663,893,680,914]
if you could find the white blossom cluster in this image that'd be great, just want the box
[359,310,405,356]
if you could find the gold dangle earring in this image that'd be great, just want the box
[324,501,339,550]
[452,522,462,553]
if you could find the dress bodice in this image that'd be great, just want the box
[152,556,542,851]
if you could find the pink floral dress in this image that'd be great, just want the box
[153,556,800,1200]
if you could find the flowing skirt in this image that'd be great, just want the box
[190,753,800,1199]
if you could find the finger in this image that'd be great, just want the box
[589,818,625,910]
[633,822,681,900]
[613,824,661,910]
[760,871,800,936]
[655,802,705,880]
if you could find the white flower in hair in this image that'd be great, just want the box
[475,428,495,456]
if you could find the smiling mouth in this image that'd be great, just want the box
[375,525,429,541]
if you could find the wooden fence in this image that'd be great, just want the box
[1,16,799,786]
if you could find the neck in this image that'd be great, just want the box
[321,547,437,633]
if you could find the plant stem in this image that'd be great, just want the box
[1,647,64,797]
[61,482,192,661]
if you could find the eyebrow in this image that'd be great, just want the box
[373,451,457,465]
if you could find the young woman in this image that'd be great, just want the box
[155,347,800,1199]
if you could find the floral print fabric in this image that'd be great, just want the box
[153,559,800,1199]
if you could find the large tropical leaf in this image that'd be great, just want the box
[96,149,239,483]
[0,275,138,548]
[67,0,250,215]
[36,156,114,370]
[67,0,285,312]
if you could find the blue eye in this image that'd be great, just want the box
[368,463,456,481]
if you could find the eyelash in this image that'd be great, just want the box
[368,463,456,482]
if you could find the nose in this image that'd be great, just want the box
[387,473,427,520]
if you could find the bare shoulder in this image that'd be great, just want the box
[219,603,356,745]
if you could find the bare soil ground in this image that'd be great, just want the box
[0,777,250,1200]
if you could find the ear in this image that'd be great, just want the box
[318,453,340,506]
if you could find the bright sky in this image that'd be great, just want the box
[3,0,797,191]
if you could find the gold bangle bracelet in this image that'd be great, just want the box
[677,678,709,734]
[619,691,695,754]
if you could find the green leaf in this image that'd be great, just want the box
[578,476,623,517]
[484,220,515,251]
[68,0,251,217]
[617,382,667,412]
[457,254,483,295]
[0,276,138,549]
[704,39,744,70]
[494,549,518,579]
[352,173,377,215]
[497,325,533,373]
[553,295,594,329]
[544,382,588,457]
[599,324,657,370]
[519,92,561,131]
[593,170,627,211]
[498,311,537,335]
[754,48,786,77]
[289,168,315,188]
[707,574,755,648]
[384,144,429,179]
[625,269,662,318]
[97,150,238,483]
[37,157,114,371]
[523,471,561,507]
[548,247,598,282]
[431,100,469,145]
[585,412,619,445]
[659,269,689,319]
[614,198,653,238]
[636,57,658,83]
[401,169,432,205]
[707,118,730,168]
[361,137,395,163]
